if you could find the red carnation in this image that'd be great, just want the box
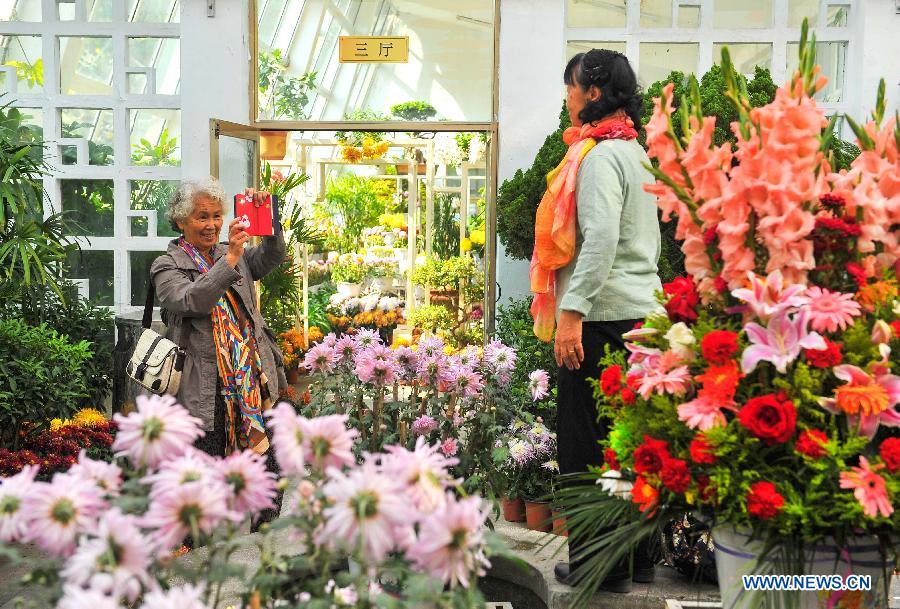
[819,193,846,212]
[663,277,700,324]
[890,321,900,339]
[660,458,691,493]
[604,448,620,471]
[689,435,717,464]
[621,387,637,405]
[632,435,670,475]
[696,475,716,504]
[880,437,900,473]
[600,365,623,396]
[701,330,739,365]
[714,276,728,294]
[846,263,868,289]
[738,394,797,445]
[746,481,785,520]
[795,429,829,459]
[804,339,843,368]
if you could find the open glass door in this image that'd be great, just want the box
[209,119,260,202]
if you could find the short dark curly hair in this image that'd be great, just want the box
[564,49,643,128]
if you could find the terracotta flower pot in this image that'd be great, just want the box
[524,500,552,532]
[502,496,525,523]
[260,130,288,160]
[286,367,300,384]
[551,510,568,537]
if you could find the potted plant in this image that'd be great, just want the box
[412,255,477,310]
[330,259,366,297]
[334,109,390,162]
[390,101,437,122]
[496,416,557,532]
[366,259,398,294]
[557,33,900,608]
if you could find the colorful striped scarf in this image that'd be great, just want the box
[529,112,639,342]
[180,238,270,455]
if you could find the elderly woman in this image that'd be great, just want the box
[151,177,286,458]
[530,50,662,591]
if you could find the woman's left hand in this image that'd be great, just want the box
[244,187,270,208]
[555,310,584,371]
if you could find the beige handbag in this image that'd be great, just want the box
[126,283,187,395]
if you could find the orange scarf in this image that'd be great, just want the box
[529,113,638,342]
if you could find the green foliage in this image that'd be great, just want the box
[408,304,454,333]
[5,58,43,88]
[390,101,437,122]
[431,192,460,260]
[319,174,390,249]
[333,109,390,147]
[131,127,178,166]
[60,120,114,166]
[258,49,317,120]
[330,261,366,284]
[0,319,91,448]
[412,256,477,290]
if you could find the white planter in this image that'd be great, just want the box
[336,282,361,298]
[712,525,892,609]
[370,277,392,293]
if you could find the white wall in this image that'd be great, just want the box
[495,0,566,306]
[855,0,900,121]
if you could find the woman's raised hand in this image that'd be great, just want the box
[225,217,250,268]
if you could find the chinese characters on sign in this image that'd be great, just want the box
[338,36,409,63]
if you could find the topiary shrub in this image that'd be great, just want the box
[390,101,437,122]
[0,319,91,448]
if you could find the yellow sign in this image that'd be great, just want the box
[339,36,409,63]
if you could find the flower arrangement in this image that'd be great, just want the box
[327,292,406,336]
[0,395,498,608]
[363,225,408,249]
[557,35,900,607]
[497,413,557,501]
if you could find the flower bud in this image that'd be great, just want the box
[872,320,892,345]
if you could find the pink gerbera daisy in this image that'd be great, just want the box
[112,394,204,469]
[69,451,123,497]
[381,438,459,514]
[217,450,278,514]
[140,479,239,553]
[839,457,893,518]
[140,584,210,609]
[303,343,339,375]
[678,394,729,431]
[409,494,491,588]
[61,509,151,603]
[319,462,416,565]
[265,402,307,476]
[0,464,39,543]
[22,473,105,557]
[299,414,358,472]
[805,286,862,333]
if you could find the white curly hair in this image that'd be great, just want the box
[166,176,226,232]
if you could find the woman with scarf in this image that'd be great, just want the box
[530,49,662,592]
[151,177,287,459]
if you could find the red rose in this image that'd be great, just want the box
[738,394,797,445]
[746,481,785,520]
[663,277,700,324]
[604,448,620,471]
[689,435,717,464]
[804,339,843,368]
[795,429,828,459]
[626,373,642,391]
[600,365,623,396]
[660,458,691,493]
[621,387,637,405]
[632,435,670,475]
[701,330,739,365]
[880,437,900,473]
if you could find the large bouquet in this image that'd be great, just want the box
[559,33,899,606]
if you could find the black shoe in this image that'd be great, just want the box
[553,563,633,593]
[633,565,656,583]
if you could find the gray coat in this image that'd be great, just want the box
[149,233,287,431]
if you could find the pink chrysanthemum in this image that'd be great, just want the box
[417,335,446,358]
[57,586,125,609]
[839,457,894,519]
[303,343,339,374]
[412,415,438,437]
[140,584,210,609]
[805,286,862,334]
[441,437,459,457]
[22,473,105,557]
[321,332,339,348]
[409,494,491,588]
[0,464,38,543]
[142,449,219,501]
[319,462,416,565]
[393,346,420,380]
[140,479,239,553]
[446,366,484,398]
[483,340,517,375]
[355,352,399,386]
[528,370,550,401]
[299,414,358,472]
[69,451,123,497]
[265,401,307,476]
[61,509,151,603]
[416,355,450,386]
[353,328,382,348]
[333,335,360,366]
[112,394,204,469]
[217,450,277,514]
[381,438,459,514]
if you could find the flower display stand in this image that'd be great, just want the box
[336,282,361,298]
[712,526,893,609]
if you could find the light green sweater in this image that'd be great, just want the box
[556,138,663,321]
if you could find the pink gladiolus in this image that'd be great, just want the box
[741,309,826,374]
[217,450,278,514]
[805,286,862,333]
[112,394,204,469]
[732,270,809,322]
[819,364,900,438]
[0,464,38,543]
[839,457,893,519]
[409,494,491,588]
[299,414,358,472]
[22,473,105,557]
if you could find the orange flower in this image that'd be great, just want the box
[834,382,890,417]
[695,361,742,403]
[631,476,659,516]
[857,280,898,311]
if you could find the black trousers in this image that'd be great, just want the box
[557,319,653,578]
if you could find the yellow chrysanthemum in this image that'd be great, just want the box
[470,229,486,246]
[341,146,363,162]
[50,418,66,431]
[461,238,472,252]
[73,408,107,427]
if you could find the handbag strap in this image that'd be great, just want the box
[144,275,191,348]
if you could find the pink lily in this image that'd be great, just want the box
[741,309,826,374]
[732,270,809,322]
[819,362,900,438]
